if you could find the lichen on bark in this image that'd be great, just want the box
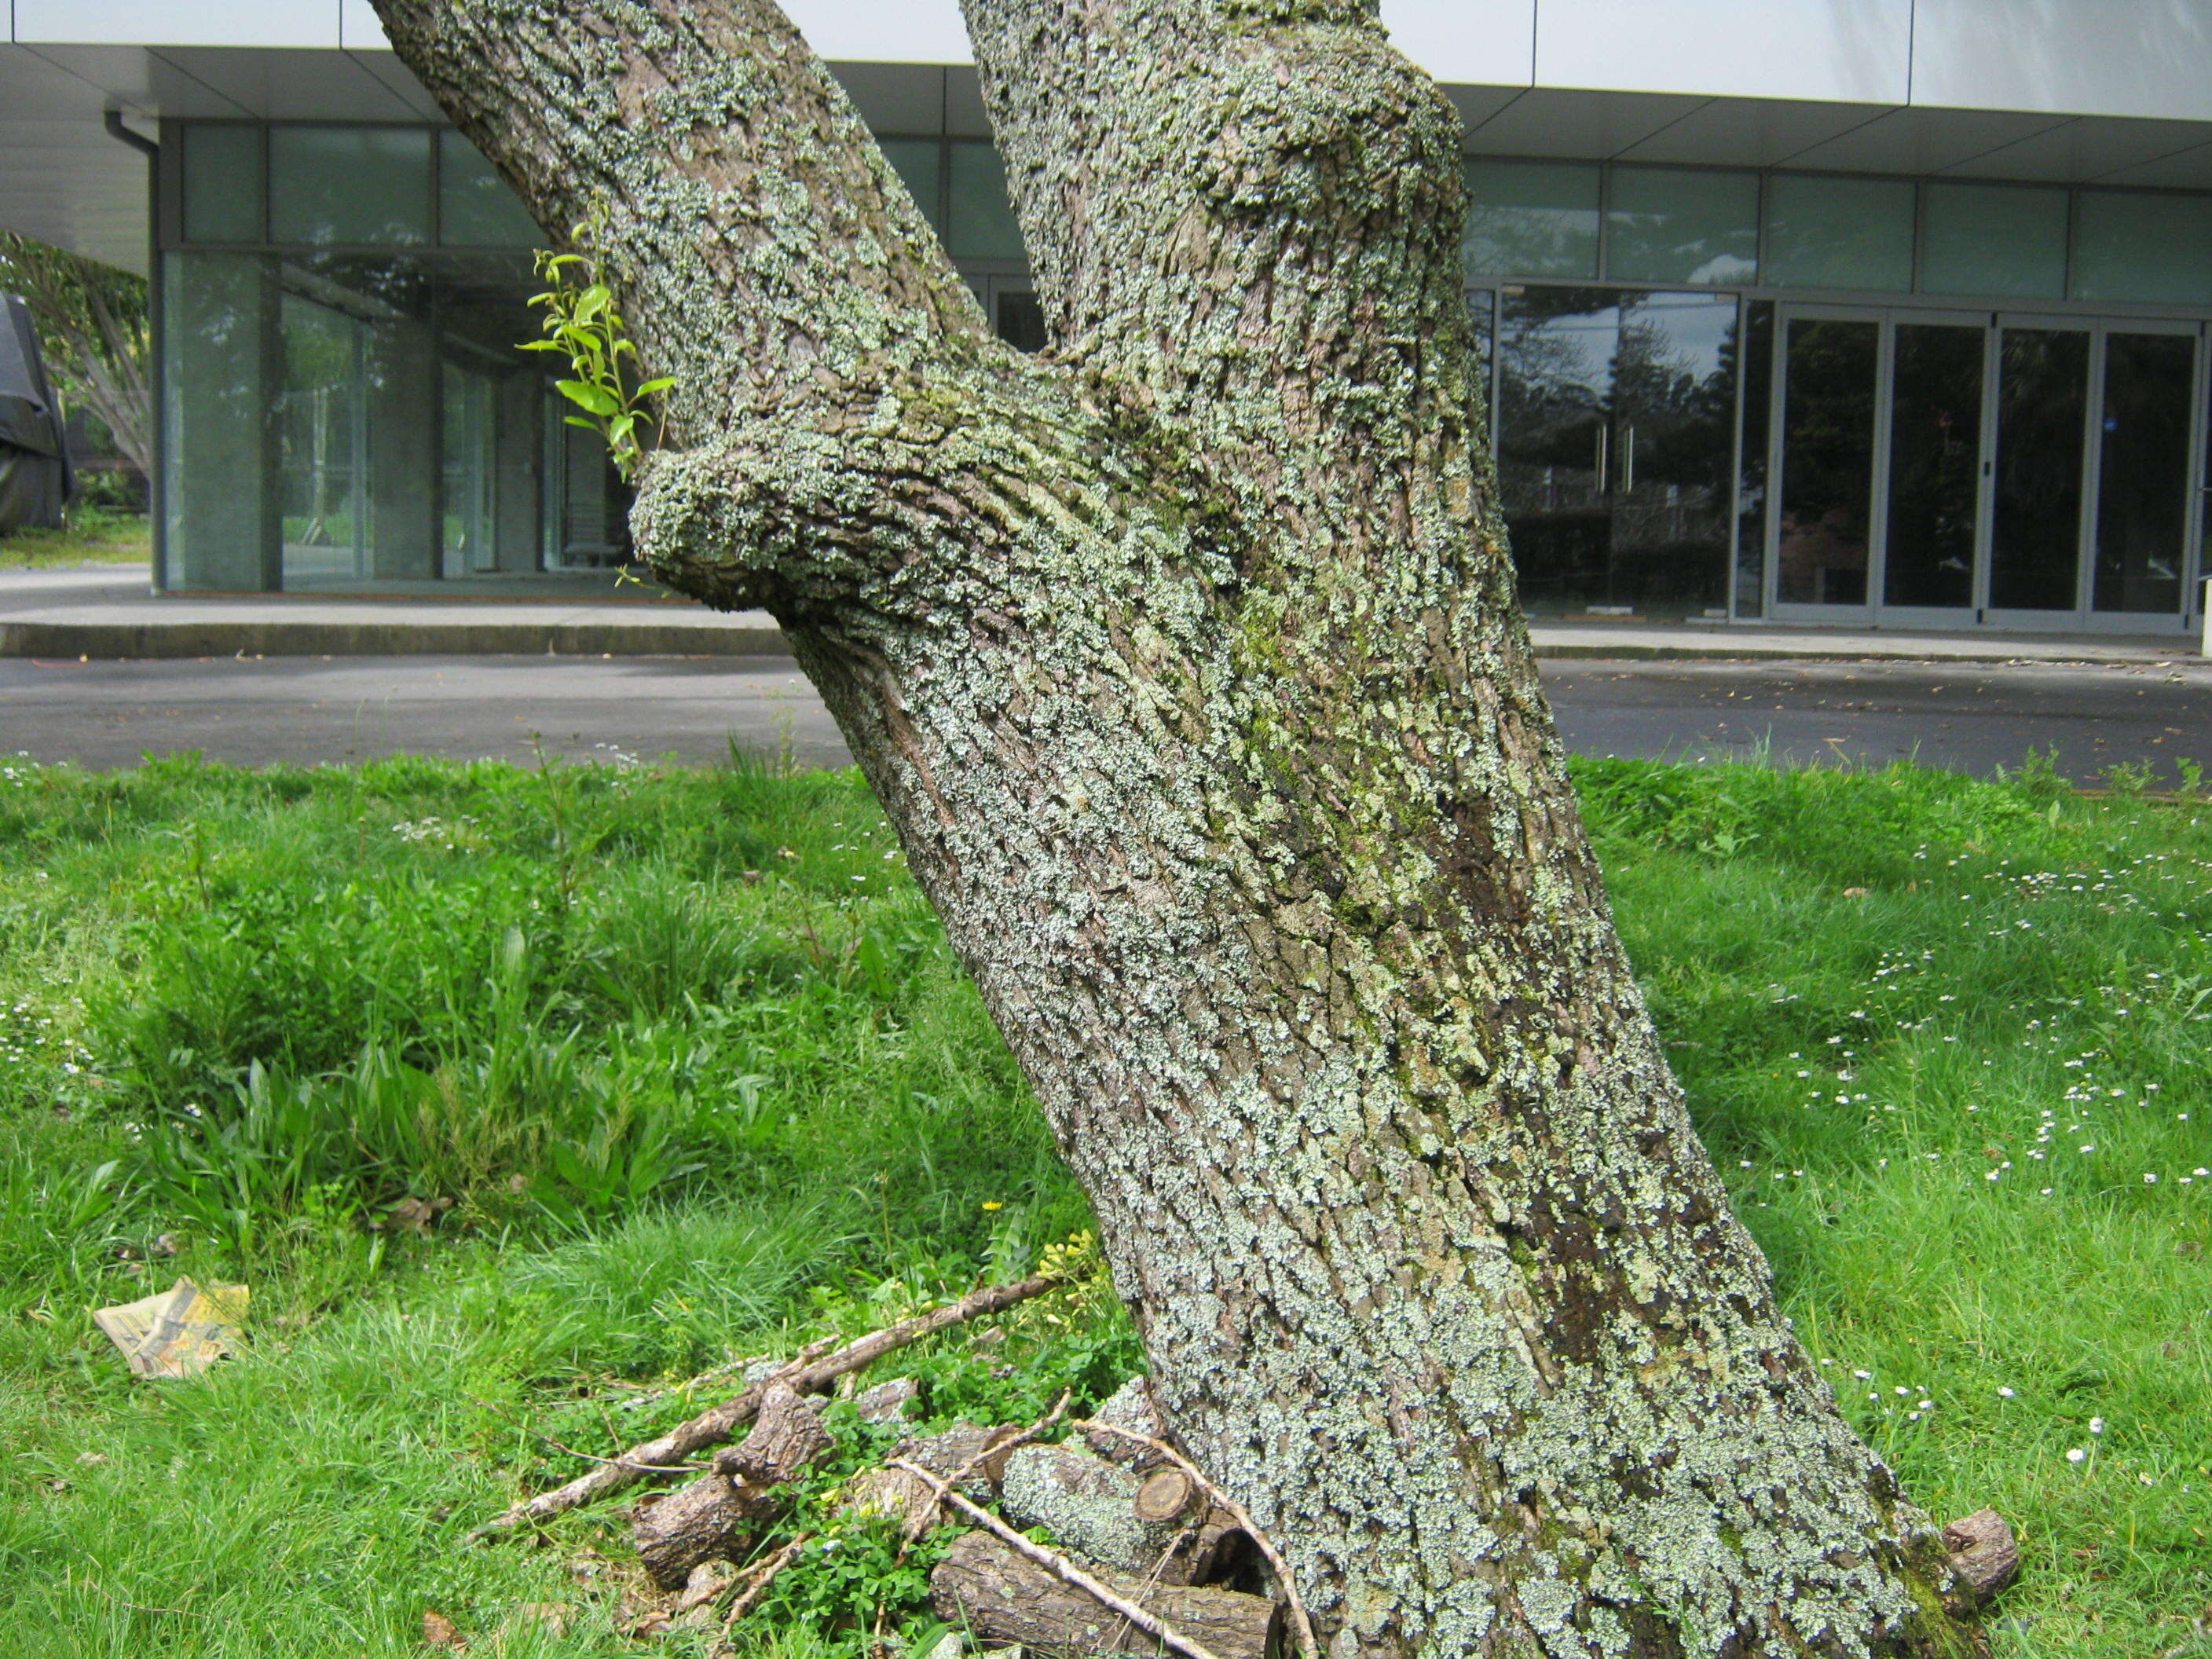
[372,2,1990,1654]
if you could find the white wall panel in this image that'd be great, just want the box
[1534,0,1910,104]
[781,2,1542,83]
[15,0,342,49]
[781,1,969,65]
[1912,0,2212,123]
[1383,1,1536,90]
[339,0,391,52]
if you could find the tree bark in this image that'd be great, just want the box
[371,1,1989,1654]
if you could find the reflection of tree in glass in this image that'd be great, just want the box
[1776,319,1877,605]
[1990,328,2086,611]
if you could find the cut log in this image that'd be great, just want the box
[931,1529,1277,1659]
[1942,1509,2019,1610]
[1133,1470,1197,1525]
[633,1474,765,1591]
[635,1384,834,1589]
[837,1420,1029,1537]
[851,1375,922,1423]
[713,1382,833,1484]
[898,1422,1027,1496]
[1079,1378,1162,1470]
[999,1444,1247,1587]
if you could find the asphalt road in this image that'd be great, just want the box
[2,652,2210,786]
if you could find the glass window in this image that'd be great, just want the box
[947,142,1024,260]
[1920,183,2065,299]
[2093,332,2195,614]
[270,127,433,247]
[1495,287,1735,617]
[1774,317,1879,604]
[1463,161,1599,280]
[2071,192,2212,306]
[1734,299,1774,617]
[438,132,541,248]
[1467,288,1496,445]
[1606,167,1757,286]
[182,126,263,244]
[1990,326,2089,610]
[162,251,276,591]
[1763,175,1914,292]
[880,140,943,233]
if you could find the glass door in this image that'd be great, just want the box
[1880,319,1985,627]
[1768,307,1881,621]
[2089,323,2198,626]
[1985,317,2093,625]
[1497,286,1736,618]
[276,294,369,588]
[1498,287,1615,613]
[441,363,498,577]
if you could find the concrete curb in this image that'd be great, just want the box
[0,618,793,659]
[1530,642,2196,665]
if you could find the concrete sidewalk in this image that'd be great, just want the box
[3,562,2203,665]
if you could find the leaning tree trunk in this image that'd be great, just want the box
[374,2,1986,1654]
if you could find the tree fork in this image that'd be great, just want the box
[372,0,1991,1653]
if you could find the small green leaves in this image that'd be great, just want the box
[555,379,623,418]
[522,234,675,482]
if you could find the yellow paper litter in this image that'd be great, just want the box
[92,1276,249,1379]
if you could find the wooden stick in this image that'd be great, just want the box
[1076,1417,1320,1659]
[723,1531,811,1626]
[471,1272,1060,1540]
[888,1459,1230,1659]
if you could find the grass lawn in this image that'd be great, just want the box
[1,506,151,569]
[0,747,2203,1656]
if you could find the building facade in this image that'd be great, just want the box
[4,2,2211,632]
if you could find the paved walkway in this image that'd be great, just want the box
[5,651,2207,782]
[2,562,2203,665]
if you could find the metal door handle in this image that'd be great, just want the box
[1623,426,1635,493]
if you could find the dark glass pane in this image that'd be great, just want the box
[994,291,1048,353]
[182,125,262,244]
[438,131,541,248]
[1497,287,1735,616]
[1990,328,2088,611]
[880,141,943,233]
[1609,291,1738,614]
[442,364,499,576]
[1463,162,1599,280]
[1606,167,1757,286]
[162,252,278,591]
[1467,289,1494,445]
[269,129,432,247]
[1775,318,1877,605]
[1497,288,1614,612]
[947,143,1024,260]
[1734,301,1773,616]
[1765,177,1914,292]
[278,293,368,585]
[2093,333,2194,613]
[1884,324,1983,609]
